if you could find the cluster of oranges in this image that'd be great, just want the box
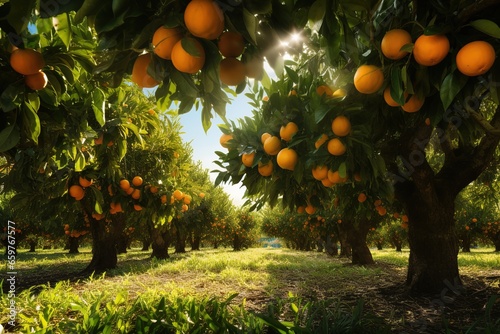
[9,47,48,90]
[132,0,263,89]
[68,176,94,201]
[353,28,496,113]
[63,223,88,238]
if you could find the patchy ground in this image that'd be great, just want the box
[2,248,499,333]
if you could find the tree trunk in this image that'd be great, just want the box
[151,226,170,259]
[233,233,242,251]
[28,240,36,252]
[83,215,117,273]
[175,227,187,253]
[343,219,374,265]
[404,191,461,293]
[141,239,151,251]
[461,233,471,252]
[68,236,79,254]
[493,235,500,252]
[337,224,351,257]
[324,235,338,256]
[376,242,383,250]
[114,214,128,254]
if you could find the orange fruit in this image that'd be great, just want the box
[261,132,272,144]
[314,134,328,149]
[316,85,333,96]
[182,204,189,212]
[277,148,298,171]
[263,136,281,155]
[171,37,206,74]
[95,133,103,145]
[152,26,183,60]
[161,194,167,204]
[331,116,351,137]
[126,187,135,195]
[384,86,404,107]
[327,138,346,156]
[242,152,255,167]
[134,204,143,211]
[218,31,245,57]
[374,199,382,207]
[132,176,143,187]
[402,94,425,113]
[150,186,159,194]
[456,41,496,76]
[173,189,184,200]
[358,193,367,203]
[381,29,412,60]
[183,195,192,205]
[297,206,305,214]
[321,178,334,187]
[69,185,84,198]
[79,176,93,188]
[258,161,273,176]
[279,122,299,142]
[220,133,233,148]
[312,165,328,181]
[184,0,224,40]
[472,218,478,223]
[119,179,131,191]
[327,170,347,184]
[10,49,45,75]
[401,222,409,229]
[25,71,48,90]
[354,65,384,94]
[245,55,264,80]
[132,189,141,200]
[219,57,246,86]
[393,212,400,219]
[354,173,362,182]
[413,34,450,66]
[305,204,317,215]
[377,206,387,216]
[425,118,431,126]
[131,54,159,88]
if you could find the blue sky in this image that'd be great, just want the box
[178,92,254,206]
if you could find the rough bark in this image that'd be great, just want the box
[338,225,351,258]
[28,240,36,252]
[68,236,79,254]
[141,239,151,251]
[343,219,374,265]
[114,214,128,254]
[324,235,338,256]
[460,233,472,252]
[151,226,170,259]
[175,227,187,253]
[83,215,117,273]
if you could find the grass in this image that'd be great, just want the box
[1,247,499,333]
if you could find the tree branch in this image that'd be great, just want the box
[457,0,500,24]
[466,104,500,136]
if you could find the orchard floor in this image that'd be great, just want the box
[2,247,500,333]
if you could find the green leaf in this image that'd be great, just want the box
[22,100,41,144]
[182,37,202,57]
[7,0,36,34]
[74,151,86,172]
[74,0,106,24]
[121,123,144,147]
[468,19,500,38]
[0,124,20,152]
[390,67,405,106]
[54,13,72,50]
[1,84,22,112]
[338,162,347,178]
[243,8,258,44]
[440,70,468,110]
[91,88,106,126]
[284,66,299,83]
[308,0,326,33]
[243,0,272,14]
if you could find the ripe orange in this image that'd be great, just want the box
[25,71,48,90]
[312,165,328,180]
[331,116,351,137]
[384,87,403,107]
[377,206,387,216]
[277,148,298,171]
[218,31,245,57]
[69,185,84,198]
[321,178,334,187]
[131,54,159,88]
[173,189,184,200]
[456,41,496,76]
[171,38,206,74]
[219,57,246,86]
[184,0,224,40]
[327,170,347,184]
[126,186,135,195]
[182,204,189,212]
[245,55,264,79]
[261,132,272,144]
[381,29,412,60]
[183,195,192,205]
[132,189,141,200]
[152,26,183,60]
[263,136,281,155]
[314,134,328,149]
[327,138,346,156]
[297,206,305,214]
[134,204,143,211]
[402,94,425,113]
[316,85,333,97]
[279,122,299,142]
[305,204,317,215]
[354,65,384,94]
[242,152,255,167]
[354,173,362,182]
[358,192,367,203]
[10,49,45,75]
[79,176,93,188]
[258,161,273,176]
[150,186,159,194]
[161,194,167,204]
[413,34,450,66]
[119,179,131,191]
[220,133,233,148]
[132,176,143,187]
[199,192,205,198]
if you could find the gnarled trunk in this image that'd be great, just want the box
[342,219,374,265]
[28,240,36,252]
[114,214,128,254]
[151,226,170,259]
[84,216,117,273]
[460,233,472,252]
[175,227,187,253]
[67,236,79,254]
[191,231,201,251]
[324,235,338,256]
